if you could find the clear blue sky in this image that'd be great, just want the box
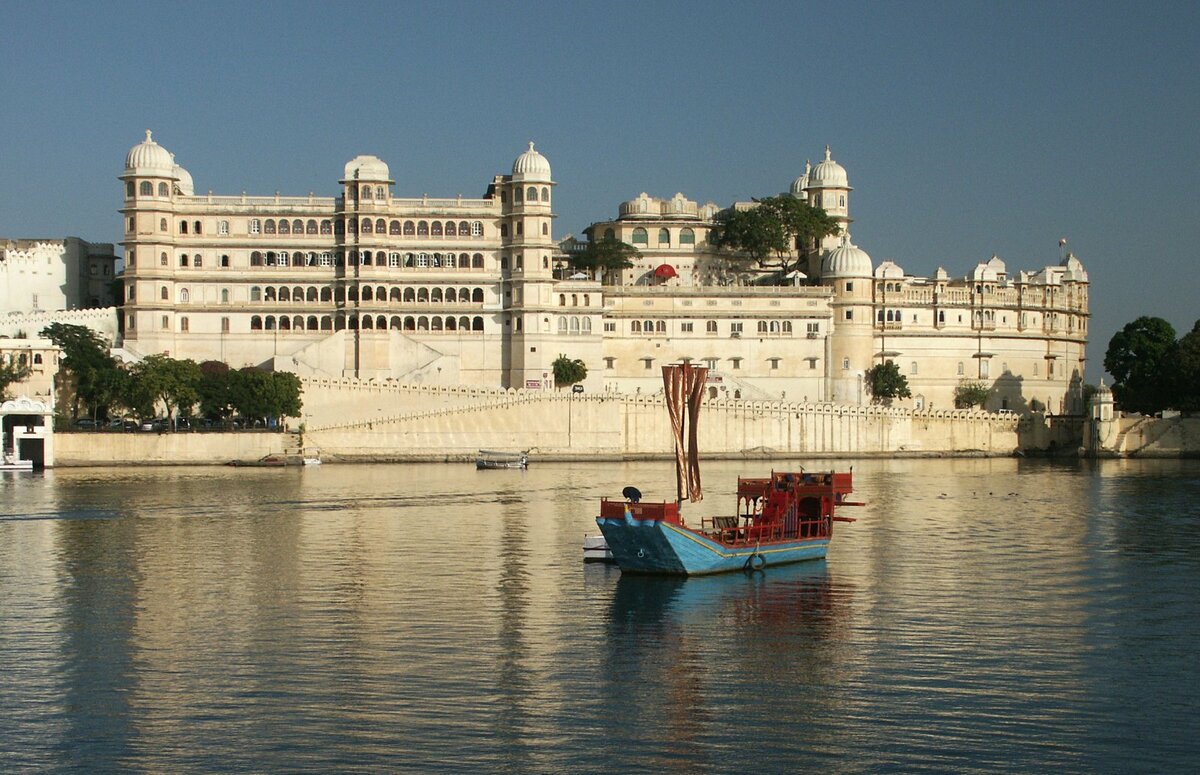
[1,1,1196,379]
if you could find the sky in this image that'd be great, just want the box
[1,1,1196,380]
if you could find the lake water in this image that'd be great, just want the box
[1,458,1198,773]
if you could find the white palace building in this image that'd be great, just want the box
[117,132,1089,414]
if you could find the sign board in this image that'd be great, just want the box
[572,384,585,393]
[525,380,542,389]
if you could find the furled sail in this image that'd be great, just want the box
[662,363,707,503]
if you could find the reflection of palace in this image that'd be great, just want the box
[118,134,1087,413]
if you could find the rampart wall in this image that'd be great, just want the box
[300,378,1019,460]
[53,432,289,466]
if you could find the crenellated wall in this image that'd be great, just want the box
[300,378,1019,460]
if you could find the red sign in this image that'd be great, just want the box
[525,379,542,389]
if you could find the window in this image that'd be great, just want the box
[139,181,152,196]
[632,228,648,245]
[706,320,718,334]
[162,315,169,330]
[842,358,850,370]
[730,322,743,334]
[681,322,694,333]
[769,358,780,370]
[180,317,189,332]
[160,286,168,300]
[845,310,853,320]
[846,282,854,292]
[194,220,202,234]
[218,220,229,235]
[680,228,695,245]
[981,360,990,379]
[179,288,190,303]
[658,228,670,246]
[911,361,918,375]
[221,317,230,332]
[179,221,188,234]
[957,361,965,376]
[250,219,261,234]
[643,358,654,370]
[732,358,743,370]
[160,218,168,232]
[631,321,642,334]
[605,357,615,370]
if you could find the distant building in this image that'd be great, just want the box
[115,133,1088,414]
[0,237,118,315]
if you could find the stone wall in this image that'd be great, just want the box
[300,378,1019,461]
[54,432,290,467]
[1090,415,1200,458]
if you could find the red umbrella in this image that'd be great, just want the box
[654,264,677,279]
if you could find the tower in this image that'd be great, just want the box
[822,236,875,404]
[805,146,852,257]
[119,130,182,353]
[502,142,558,388]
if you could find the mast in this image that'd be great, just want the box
[662,363,707,504]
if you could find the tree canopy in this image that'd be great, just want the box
[41,322,119,419]
[0,359,31,401]
[130,355,203,426]
[1104,316,1177,414]
[865,361,912,404]
[552,354,587,389]
[569,235,640,280]
[954,380,991,410]
[712,195,840,279]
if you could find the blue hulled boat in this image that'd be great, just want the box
[596,363,860,576]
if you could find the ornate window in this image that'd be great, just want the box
[632,228,648,245]
[158,182,169,197]
[278,220,290,234]
[264,220,276,234]
[139,181,152,196]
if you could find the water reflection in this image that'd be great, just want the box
[0,459,1196,772]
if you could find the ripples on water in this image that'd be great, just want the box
[1,459,1198,773]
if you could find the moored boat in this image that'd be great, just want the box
[582,534,614,563]
[596,363,861,575]
[476,450,528,469]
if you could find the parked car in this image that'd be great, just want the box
[73,418,97,430]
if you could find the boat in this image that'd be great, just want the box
[582,534,614,563]
[476,450,528,470]
[1,451,34,472]
[226,454,290,467]
[302,447,322,465]
[595,363,861,575]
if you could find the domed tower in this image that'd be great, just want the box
[501,143,568,389]
[822,236,875,404]
[119,130,182,350]
[806,146,852,253]
[337,155,393,376]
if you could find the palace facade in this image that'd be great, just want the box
[117,133,1089,413]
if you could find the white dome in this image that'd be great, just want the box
[873,260,905,279]
[789,160,812,195]
[343,155,391,181]
[124,130,175,176]
[512,142,552,181]
[821,236,873,278]
[1061,251,1088,282]
[808,145,849,189]
[172,162,194,196]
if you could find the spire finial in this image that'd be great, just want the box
[145,129,153,142]
[528,141,536,151]
[824,144,832,161]
[804,159,811,174]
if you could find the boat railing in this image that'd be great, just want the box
[600,499,680,522]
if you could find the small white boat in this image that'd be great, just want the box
[582,534,614,563]
[476,450,528,470]
[302,447,322,465]
[0,452,33,472]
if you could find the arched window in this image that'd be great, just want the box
[361,316,373,330]
[179,288,190,303]
[417,221,429,236]
[139,181,152,196]
[472,316,484,331]
[404,316,415,331]
[404,288,415,302]
[320,220,332,234]
[264,219,275,234]
[472,253,484,269]
[390,220,401,235]
[250,219,261,234]
[570,317,581,334]
[307,219,318,234]
[541,187,549,201]
[632,228,648,245]
[404,221,415,235]
[459,221,470,236]
[265,287,277,302]
[527,186,538,201]
[443,253,456,268]
[279,317,291,331]
[559,294,566,307]
[307,316,318,330]
[362,286,373,301]
[360,185,372,201]
[431,317,443,331]
[658,228,670,246]
[292,219,304,233]
[160,252,168,266]
[431,288,443,303]
[472,288,484,303]
[603,228,615,240]
[390,287,402,302]
[265,316,276,330]
[221,289,230,303]
[500,224,509,238]
[417,316,429,331]
[431,221,443,236]
[515,188,523,202]
[445,221,457,236]
[375,218,385,233]
[160,286,168,300]
[417,287,429,302]
[180,254,189,267]
[582,318,592,334]
[558,317,568,333]
[656,321,666,333]
[161,218,168,232]
[390,316,402,330]
[542,223,548,235]
[680,228,695,245]
[321,316,333,331]
[159,182,170,197]
[179,221,189,234]
[279,287,291,302]
[279,220,290,234]
[321,287,332,302]
[361,218,372,234]
[251,316,263,330]
[376,186,385,199]
[251,287,262,301]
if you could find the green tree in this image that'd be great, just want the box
[569,235,641,282]
[197,361,234,421]
[865,361,912,404]
[552,354,587,389]
[953,379,991,409]
[228,369,302,426]
[129,355,202,426]
[0,359,32,400]
[712,195,840,279]
[1171,319,1200,412]
[40,322,119,419]
[1104,316,1177,414]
